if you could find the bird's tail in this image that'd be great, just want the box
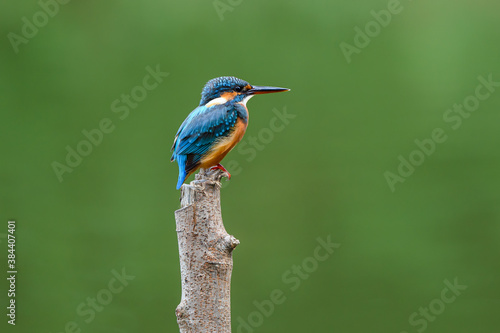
[176,155,188,190]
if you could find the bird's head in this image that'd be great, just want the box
[199,76,289,107]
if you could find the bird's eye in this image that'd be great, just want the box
[234,86,242,92]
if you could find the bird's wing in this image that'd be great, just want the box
[171,104,238,166]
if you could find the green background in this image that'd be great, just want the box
[1,0,499,332]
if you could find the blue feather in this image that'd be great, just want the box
[176,155,188,190]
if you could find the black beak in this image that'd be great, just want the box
[247,85,290,95]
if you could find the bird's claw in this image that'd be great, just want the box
[210,164,231,180]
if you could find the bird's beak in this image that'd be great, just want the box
[247,85,290,95]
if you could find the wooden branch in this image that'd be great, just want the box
[175,169,239,333]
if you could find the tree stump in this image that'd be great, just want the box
[175,169,239,333]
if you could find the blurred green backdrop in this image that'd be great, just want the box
[1,0,500,332]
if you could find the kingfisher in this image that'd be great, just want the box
[171,76,289,189]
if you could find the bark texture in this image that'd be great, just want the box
[175,169,239,333]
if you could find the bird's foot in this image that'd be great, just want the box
[210,164,231,180]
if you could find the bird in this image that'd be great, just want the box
[171,76,289,189]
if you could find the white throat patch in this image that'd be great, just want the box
[240,95,254,107]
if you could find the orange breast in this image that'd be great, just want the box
[199,118,247,169]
